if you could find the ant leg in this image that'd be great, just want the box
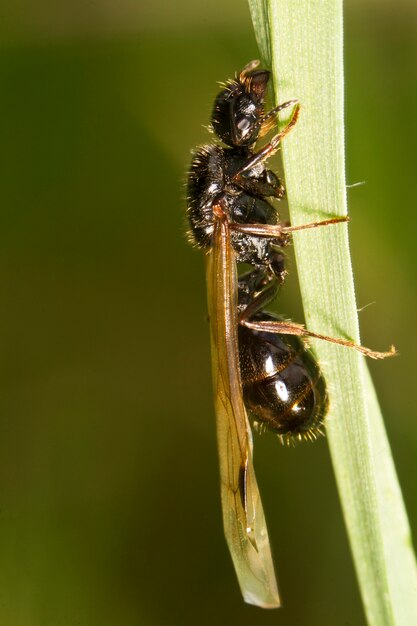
[240,318,397,360]
[280,218,349,234]
[258,99,299,138]
[238,280,278,323]
[232,102,300,179]
[261,99,299,125]
[230,216,349,243]
[233,168,285,199]
[238,268,280,322]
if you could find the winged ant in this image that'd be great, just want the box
[186,60,395,607]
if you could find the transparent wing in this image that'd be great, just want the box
[206,217,280,608]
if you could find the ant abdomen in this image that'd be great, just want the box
[238,312,328,443]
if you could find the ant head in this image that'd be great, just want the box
[211,60,270,148]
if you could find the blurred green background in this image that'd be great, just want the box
[0,1,416,624]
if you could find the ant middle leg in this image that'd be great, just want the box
[230,216,349,243]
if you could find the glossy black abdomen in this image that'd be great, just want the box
[238,312,328,441]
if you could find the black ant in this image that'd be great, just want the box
[186,60,395,608]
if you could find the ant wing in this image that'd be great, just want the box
[206,217,280,608]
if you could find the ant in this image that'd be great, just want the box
[186,60,395,608]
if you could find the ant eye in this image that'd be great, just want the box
[236,116,252,133]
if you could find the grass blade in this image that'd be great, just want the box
[247,1,417,624]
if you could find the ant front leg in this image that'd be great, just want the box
[258,99,299,138]
[232,102,300,179]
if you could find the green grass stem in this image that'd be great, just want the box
[247,1,417,624]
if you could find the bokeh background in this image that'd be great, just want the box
[0,1,416,624]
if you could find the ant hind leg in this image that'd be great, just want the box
[240,318,397,360]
